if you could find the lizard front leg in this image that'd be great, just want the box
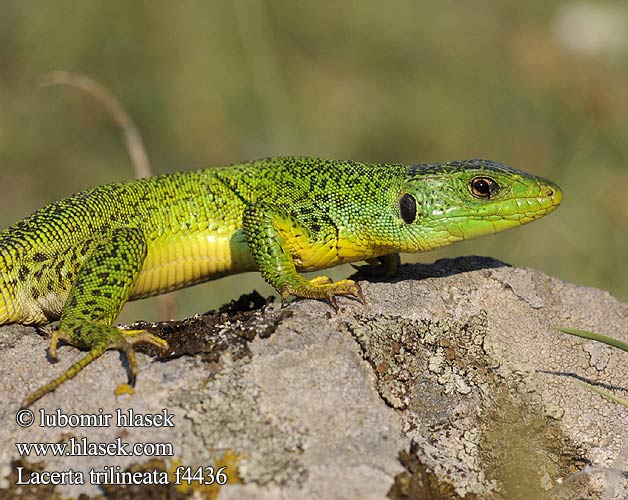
[21,228,167,408]
[242,202,364,306]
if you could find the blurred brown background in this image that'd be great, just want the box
[1,1,626,322]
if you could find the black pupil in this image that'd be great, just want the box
[400,193,417,224]
[475,179,489,194]
[472,177,496,197]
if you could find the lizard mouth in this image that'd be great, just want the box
[547,182,563,209]
[433,180,564,243]
[540,177,563,205]
[529,179,563,219]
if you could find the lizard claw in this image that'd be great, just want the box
[123,346,138,387]
[117,329,169,385]
[48,328,74,362]
[327,295,339,312]
[353,282,366,305]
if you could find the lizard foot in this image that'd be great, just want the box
[21,326,169,408]
[282,277,365,309]
[115,329,169,386]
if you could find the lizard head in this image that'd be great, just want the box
[397,159,562,251]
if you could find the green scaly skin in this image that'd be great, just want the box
[0,157,562,407]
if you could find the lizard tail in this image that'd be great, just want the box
[21,344,107,408]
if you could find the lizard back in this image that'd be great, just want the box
[0,168,253,324]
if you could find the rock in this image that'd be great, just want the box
[0,256,626,499]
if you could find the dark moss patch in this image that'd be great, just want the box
[124,291,291,363]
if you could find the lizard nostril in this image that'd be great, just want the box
[545,188,554,197]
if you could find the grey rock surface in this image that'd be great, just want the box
[0,256,626,499]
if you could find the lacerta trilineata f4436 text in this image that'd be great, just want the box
[0,157,562,407]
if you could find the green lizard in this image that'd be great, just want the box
[0,157,562,407]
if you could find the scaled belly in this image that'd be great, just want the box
[130,228,254,298]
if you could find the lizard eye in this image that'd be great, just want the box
[470,177,499,198]
[399,193,417,224]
